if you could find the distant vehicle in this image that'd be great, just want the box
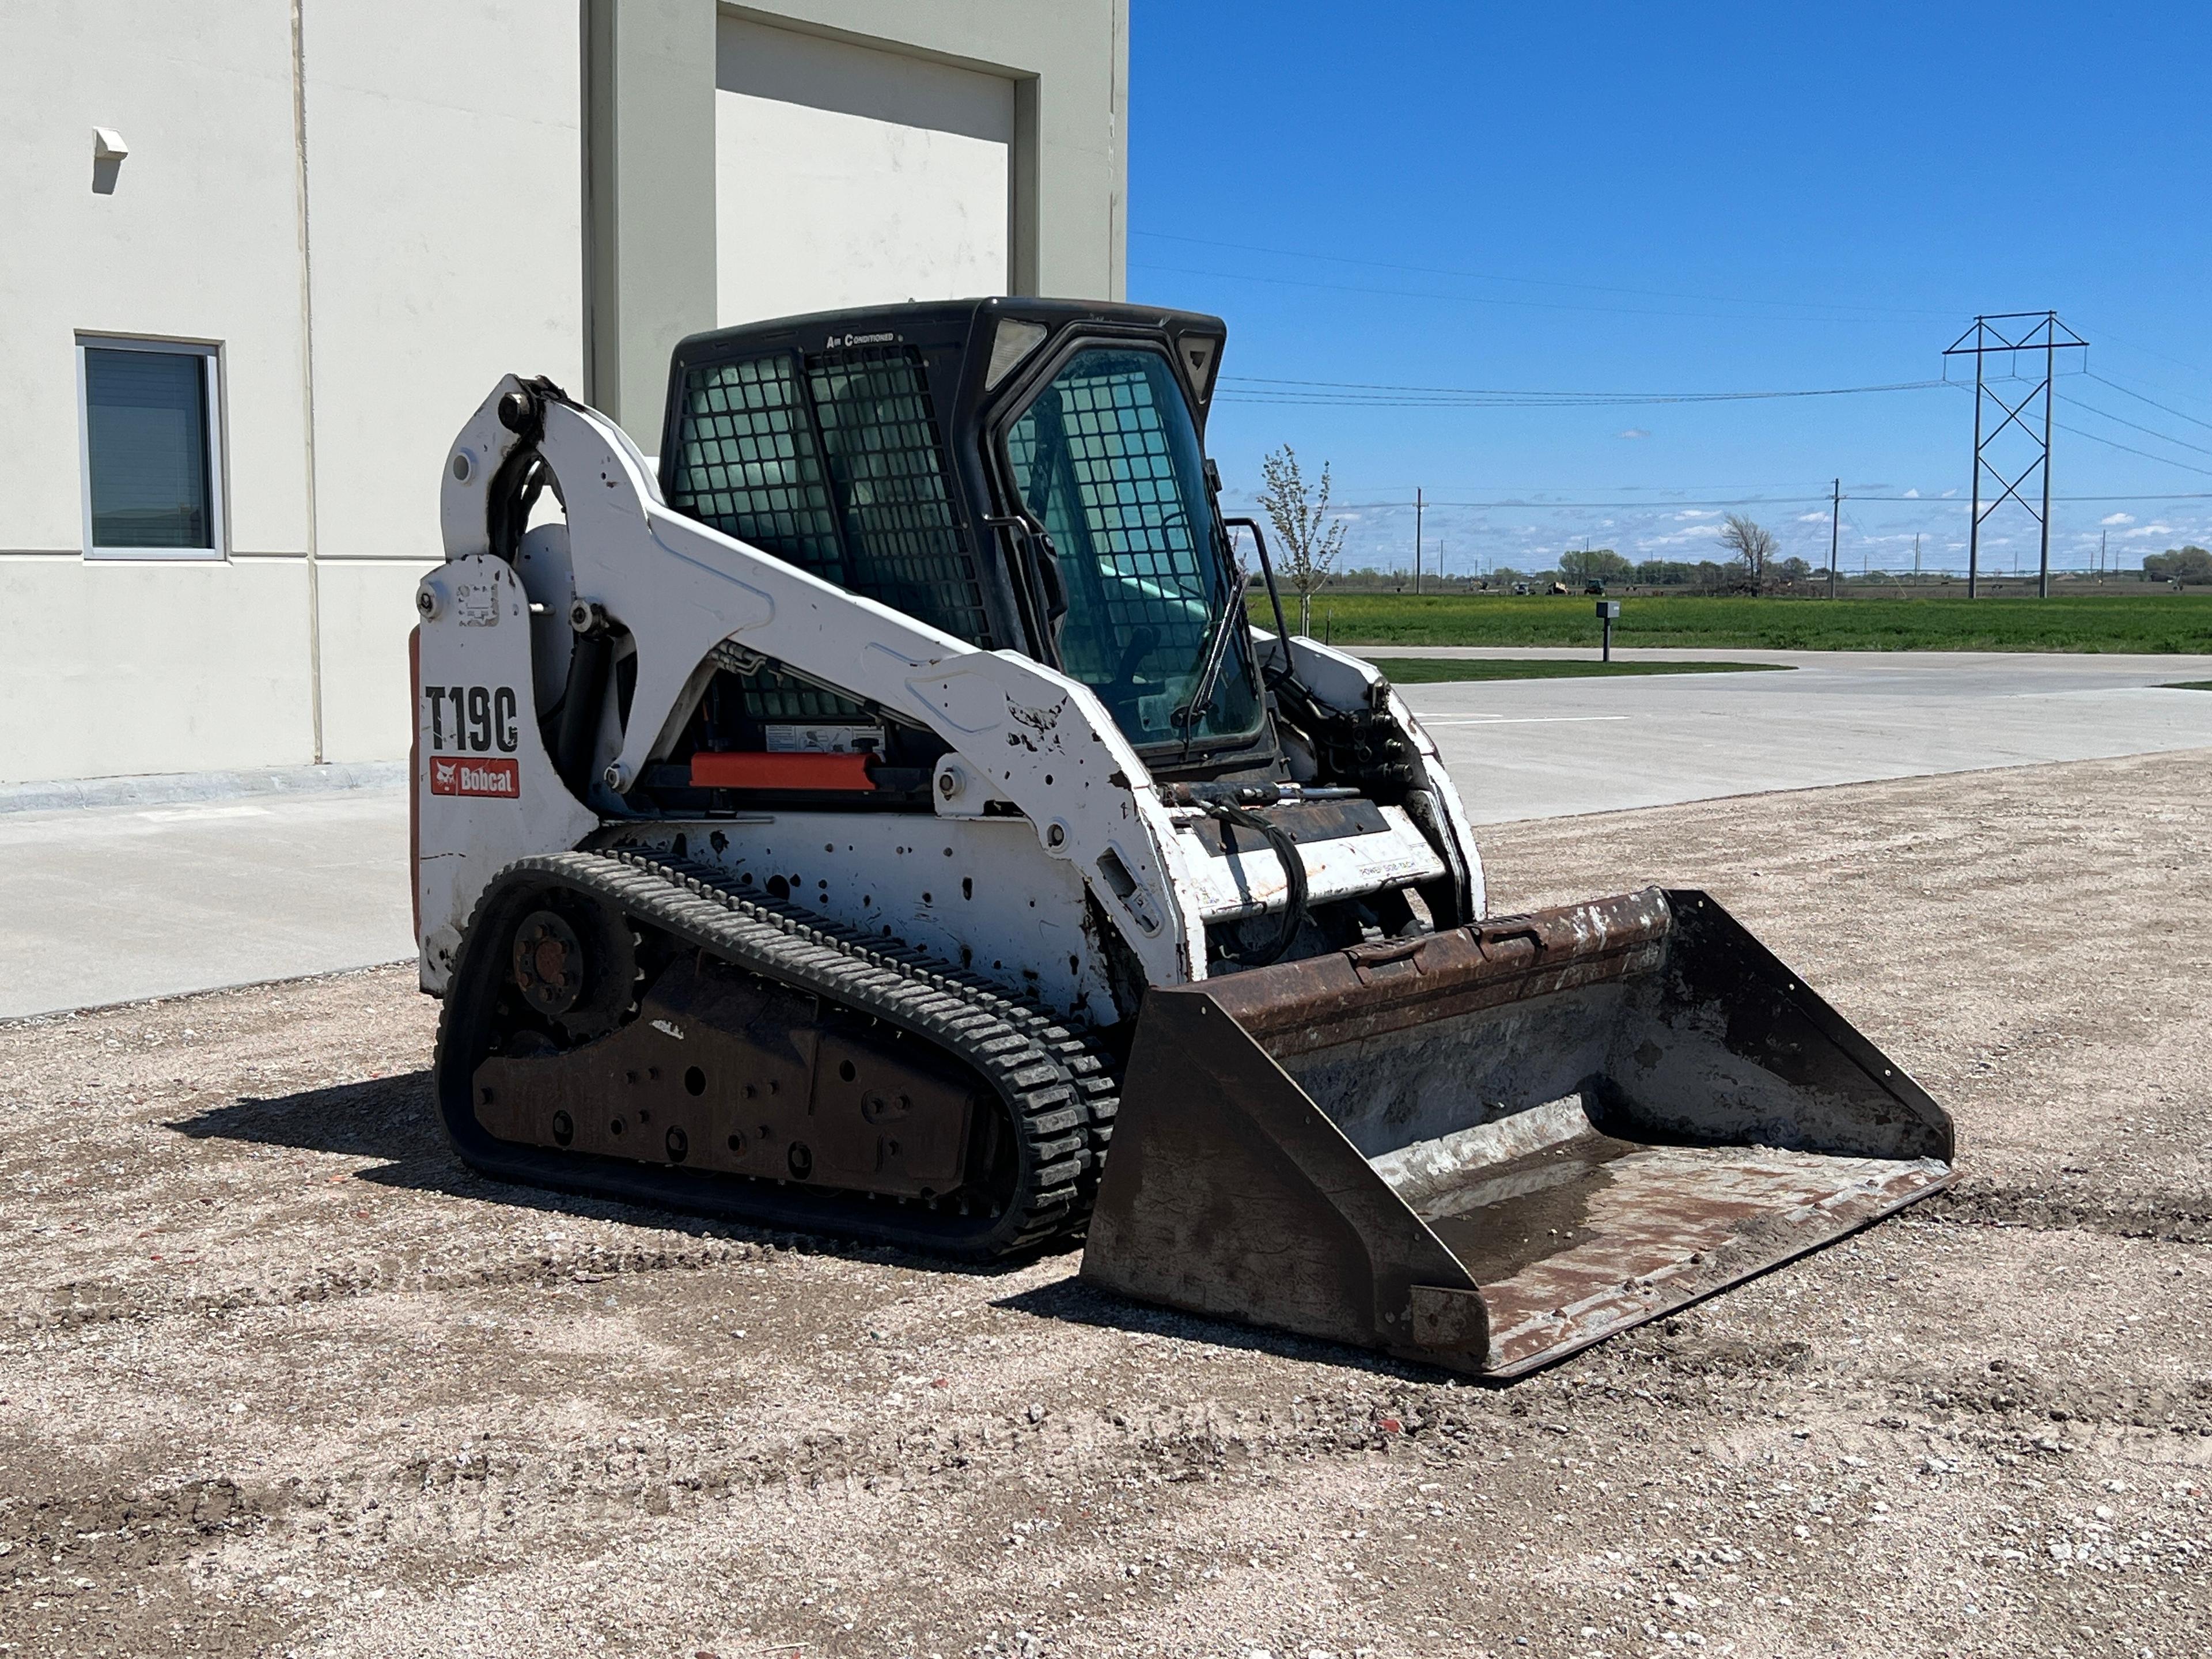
[1584,579,1607,594]
[1548,581,1570,594]
[1510,581,1531,596]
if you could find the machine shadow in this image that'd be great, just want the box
[165,1070,1052,1277]
[171,1078,1501,1371]
[990,1276,1471,1385]
[169,1071,444,1164]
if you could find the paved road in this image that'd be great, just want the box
[4,649,2211,1018]
[1380,647,2212,822]
[0,790,414,1020]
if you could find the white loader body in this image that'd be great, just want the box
[414,376,1482,1018]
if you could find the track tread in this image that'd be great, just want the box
[606,849,1122,1214]
[441,850,1124,1257]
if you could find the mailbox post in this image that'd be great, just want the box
[1596,599,1621,663]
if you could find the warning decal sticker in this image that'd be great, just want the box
[429,757,521,798]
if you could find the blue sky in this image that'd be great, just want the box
[1128,1,2212,576]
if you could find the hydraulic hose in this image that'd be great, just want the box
[1207,801,1309,967]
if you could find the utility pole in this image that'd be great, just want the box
[1967,344,1983,598]
[2100,527,2107,580]
[1414,487,1424,595]
[2039,327,2055,597]
[1828,478,1840,599]
[1945,312,2086,601]
[1913,532,1921,582]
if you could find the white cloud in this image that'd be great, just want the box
[2101,512,2135,526]
[1643,522,1729,548]
[1796,512,1827,523]
[1940,489,1958,498]
[1903,488,1920,499]
[1617,427,1650,440]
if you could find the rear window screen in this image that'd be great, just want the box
[669,346,990,649]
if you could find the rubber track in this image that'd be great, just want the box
[606,849,1122,1206]
[462,851,1104,1254]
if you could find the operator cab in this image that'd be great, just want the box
[656,298,1265,785]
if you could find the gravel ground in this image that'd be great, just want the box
[5,751,2210,1659]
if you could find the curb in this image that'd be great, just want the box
[0,957,418,1028]
[0,760,408,816]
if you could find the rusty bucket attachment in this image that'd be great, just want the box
[1081,889,1953,1378]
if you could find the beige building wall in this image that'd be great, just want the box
[714,15,1014,324]
[0,0,1128,787]
[297,1,584,764]
[0,1,316,781]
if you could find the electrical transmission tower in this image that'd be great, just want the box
[1943,312,2087,598]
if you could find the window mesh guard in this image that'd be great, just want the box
[668,346,985,723]
[667,354,842,584]
[809,347,990,647]
[1005,351,1244,744]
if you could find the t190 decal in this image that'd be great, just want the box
[424,685,519,754]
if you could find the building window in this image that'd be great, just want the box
[78,338,224,559]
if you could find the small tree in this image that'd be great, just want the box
[1560,548,1632,582]
[2146,546,2212,583]
[1717,514,1778,593]
[1257,444,1347,634]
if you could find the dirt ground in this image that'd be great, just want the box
[5,751,2210,1659]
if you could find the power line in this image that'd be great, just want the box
[2052,421,2212,479]
[1215,375,1949,408]
[1132,261,1936,327]
[1128,229,1949,320]
[1862,491,2212,503]
[2070,321,2212,385]
[1228,490,2212,510]
[2084,372,2212,435]
[1309,478,1843,494]
[1301,496,1835,510]
[2061,395,2212,460]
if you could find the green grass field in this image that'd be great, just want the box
[1255,593,2212,653]
[1365,656,1789,683]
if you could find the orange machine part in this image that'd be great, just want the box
[688,751,877,791]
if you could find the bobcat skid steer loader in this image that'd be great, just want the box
[413,298,1953,1377]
